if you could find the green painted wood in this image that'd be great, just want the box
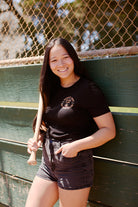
[83,56,138,107]
[0,172,31,207]
[0,172,59,207]
[93,112,138,163]
[0,107,36,143]
[0,107,137,163]
[0,56,138,207]
[0,56,137,107]
[0,141,41,181]
[89,159,138,207]
[0,64,40,103]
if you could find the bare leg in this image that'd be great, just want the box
[25,176,59,207]
[58,187,90,207]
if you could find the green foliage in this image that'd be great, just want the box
[3,0,137,57]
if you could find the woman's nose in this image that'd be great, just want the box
[57,59,64,66]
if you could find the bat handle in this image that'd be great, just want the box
[27,151,37,165]
[27,93,43,166]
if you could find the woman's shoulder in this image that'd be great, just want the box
[80,76,99,91]
[79,77,110,116]
[80,76,106,100]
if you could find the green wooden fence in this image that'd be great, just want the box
[0,56,138,207]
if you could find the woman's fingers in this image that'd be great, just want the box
[37,140,42,147]
[55,146,62,155]
[27,148,32,154]
[55,143,78,158]
[27,138,41,154]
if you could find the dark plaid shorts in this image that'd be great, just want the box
[36,138,94,190]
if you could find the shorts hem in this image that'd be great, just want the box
[36,174,93,190]
[57,183,93,190]
[36,174,57,183]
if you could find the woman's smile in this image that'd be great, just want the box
[57,68,68,72]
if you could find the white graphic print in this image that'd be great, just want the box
[61,96,75,108]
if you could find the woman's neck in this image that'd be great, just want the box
[60,75,80,88]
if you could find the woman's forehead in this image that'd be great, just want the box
[50,44,68,57]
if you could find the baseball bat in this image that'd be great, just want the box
[27,93,43,165]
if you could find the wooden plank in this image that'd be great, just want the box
[89,159,138,207]
[0,64,40,103]
[0,107,137,163]
[83,56,138,107]
[0,172,59,207]
[0,141,41,181]
[0,172,31,207]
[0,107,36,143]
[0,56,137,106]
[93,112,138,163]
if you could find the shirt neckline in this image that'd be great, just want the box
[60,76,82,89]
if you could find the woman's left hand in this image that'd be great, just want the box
[55,142,78,158]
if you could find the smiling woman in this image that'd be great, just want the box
[49,44,78,88]
[25,38,116,207]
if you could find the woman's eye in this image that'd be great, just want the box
[51,59,57,63]
[64,55,69,59]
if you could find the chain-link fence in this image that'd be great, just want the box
[0,0,137,65]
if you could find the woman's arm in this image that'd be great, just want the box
[55,112,116,157]
[75,112,116,151]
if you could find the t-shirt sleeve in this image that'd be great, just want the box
[85,80,110,117]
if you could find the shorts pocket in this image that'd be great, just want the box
[62,154,78,160]
[59,153,79,164]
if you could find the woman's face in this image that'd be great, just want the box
[49,44,75,82]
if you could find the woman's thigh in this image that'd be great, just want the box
[58,187,90,207]
[25,176,59,207]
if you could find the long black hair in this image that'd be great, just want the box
[33,38,84,131]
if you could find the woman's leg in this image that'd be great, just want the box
[25,176,59,207]
[58,187,90,207]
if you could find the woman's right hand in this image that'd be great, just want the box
[27,135,43,154]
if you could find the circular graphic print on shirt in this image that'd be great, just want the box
[61,96,75,108]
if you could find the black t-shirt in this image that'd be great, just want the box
[44,77,110,141]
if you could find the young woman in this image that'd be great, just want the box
[25,38,116,207]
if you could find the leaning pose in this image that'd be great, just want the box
[25,38,116,207]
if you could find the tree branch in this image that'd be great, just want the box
[4,0,43,56]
